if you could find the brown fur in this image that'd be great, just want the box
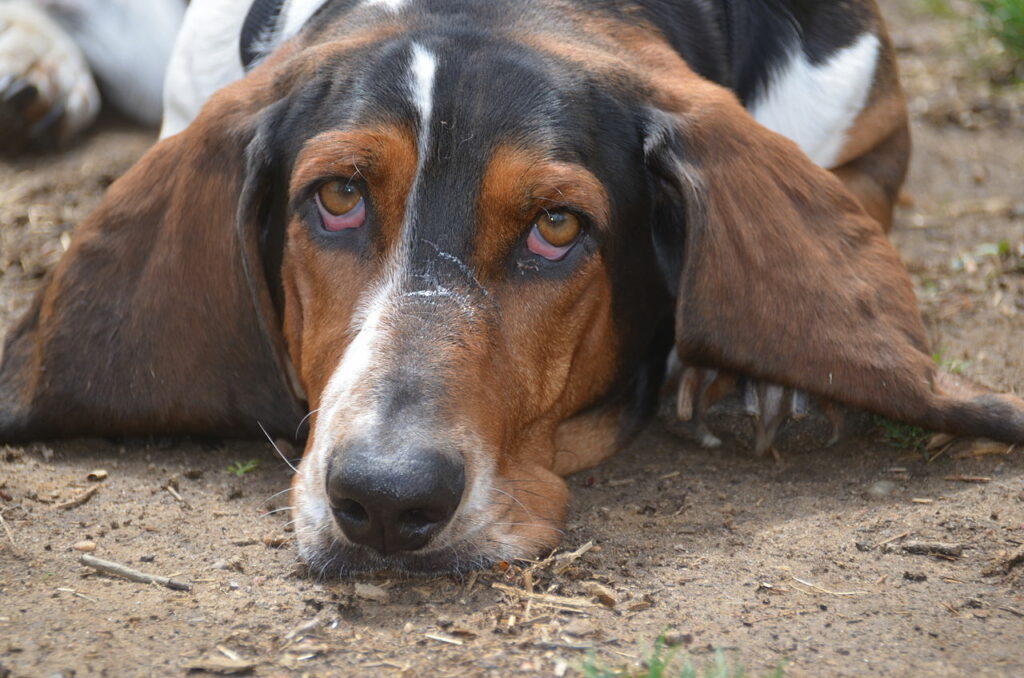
[0,61,305,439]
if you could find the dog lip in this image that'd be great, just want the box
[301,536,499,577]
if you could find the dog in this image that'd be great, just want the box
[0,0,184,152]
[2,0,1023,576]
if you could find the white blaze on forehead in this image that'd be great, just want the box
[750,32,880,169]
[363,0,410,11]
[408,42,437,151]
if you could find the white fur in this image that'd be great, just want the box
[160,0,251,137]
[408,42,436,151]
[41,0,184,126]
[293,277,392,551]
[363,0,409,11]
[750,33,880,169]
[280,0,329,41]
[161,0,329,138]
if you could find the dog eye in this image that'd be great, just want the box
[527,211,582,261]
[316,180,366,231]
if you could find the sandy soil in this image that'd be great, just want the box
[2,2,1023,676]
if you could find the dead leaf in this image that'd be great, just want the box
[583,581,617,607]
[355,582,389,603]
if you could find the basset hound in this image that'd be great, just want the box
[2,0,1023,576]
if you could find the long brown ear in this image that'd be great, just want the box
[0,74,305,440]
[645,81,1024,443]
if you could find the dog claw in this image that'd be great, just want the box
[751,383,788,458]
[823,400,844,446]
[674,365,844,455]
[675,364,735,448]
[676,366,700,421]
[790,389,810,420]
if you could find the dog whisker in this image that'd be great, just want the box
[258,421,298,473]
[254,487,292,508]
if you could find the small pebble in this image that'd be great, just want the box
[662,630,693,647]
[86,469,108,482]
[867,480,897,498]
[140,555,156,563]
[355,582,389,603]
[73,540,97,552]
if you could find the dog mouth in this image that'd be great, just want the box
[291,488,532,577]
[297,532,509,578]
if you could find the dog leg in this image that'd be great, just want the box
[0,0,98,152]
[40,0,185,126]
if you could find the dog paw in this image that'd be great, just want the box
[670,362,847,455]
[0,0,99,152]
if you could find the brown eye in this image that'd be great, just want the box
[317,181,363,216]
[527,210,583,261]
[535,211,581,248]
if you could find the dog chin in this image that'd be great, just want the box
[291,498,536,577]
[294,520,530,578]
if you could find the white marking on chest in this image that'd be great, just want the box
[749,33,880,169]
[363,0,409,11]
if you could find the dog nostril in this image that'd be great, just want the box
[334,499,369,526]
[400,508,440,531]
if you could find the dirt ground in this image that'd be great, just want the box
[2,2,1023,677]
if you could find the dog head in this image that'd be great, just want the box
[2,2,1022,575]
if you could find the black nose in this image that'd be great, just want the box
[326,443,465,555]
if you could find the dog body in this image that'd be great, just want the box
[2,0,1023,575]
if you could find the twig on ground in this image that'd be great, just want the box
[55,485,100,510]
[492,583,599,609]
[284,616,323,644]
[79,554,192,591]
[873,531,910,550]
[164,484,186,504]
[0,511,16,550]
[743,607,820,624]
[56,587,98,602]
[791,576,868,597]
[884,541,964,558]
[953,443,1014,459]
[424,633,464,646]
[944,475,991,483]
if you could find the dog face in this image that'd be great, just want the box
[269,21,673,574]
[3,1,1022,577]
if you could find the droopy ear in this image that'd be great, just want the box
[0,74,305,441]
[645,81,1024,443]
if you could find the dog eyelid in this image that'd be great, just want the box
[315,179,367,231]
[526,209,584,261]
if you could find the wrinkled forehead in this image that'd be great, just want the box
[282,10,644,170]
[277,29,629,257]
